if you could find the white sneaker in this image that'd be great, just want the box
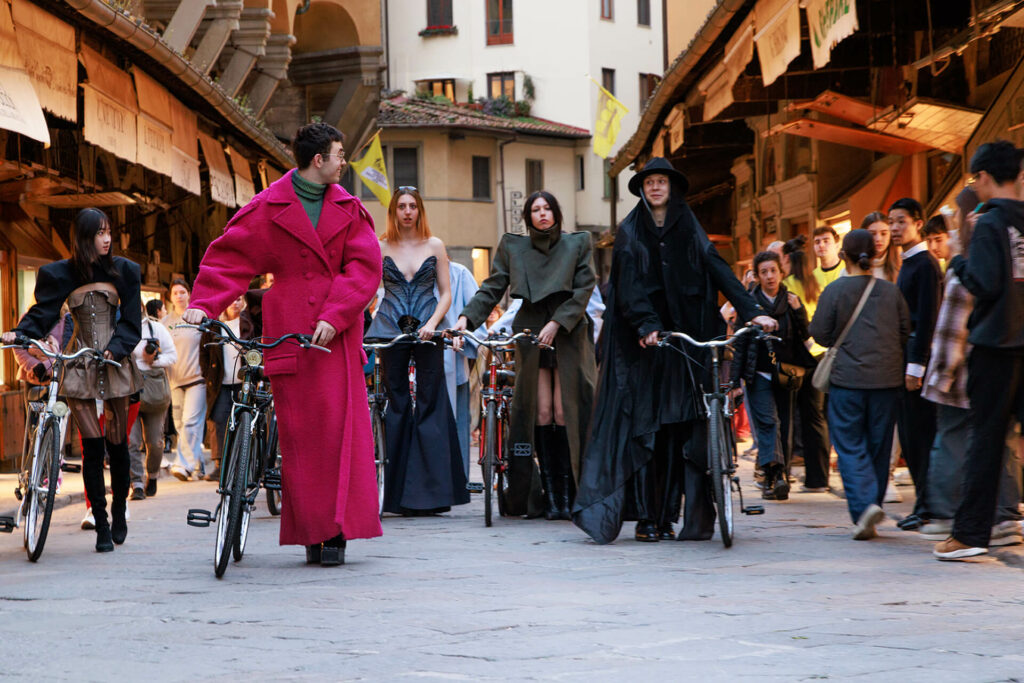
[81,510,95,530]
[990,520,1023,547]
[853,504,885,540]
[919,519,953,540]
[894,469,912,487]
[125,505,131,522]
[883,479,903,503]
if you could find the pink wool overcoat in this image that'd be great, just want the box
[189,170,383,545]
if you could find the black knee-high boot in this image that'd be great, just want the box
[81,437,112,552]
[550,426,573,520]
[106,438,130,545]
[534,425,558,520]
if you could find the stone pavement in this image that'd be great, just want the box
[0,456,1022,682]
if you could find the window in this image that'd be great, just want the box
[639,73,659,108]
[426,0,453,27]
[602,68,616,96]
[575,155,585,191]
[360,144,386,199]
[487,72,515,100]
[486,0,513,45]
[603,158,618,199]
[601,0,613,20]
[426,79,455,100]
[472,156,491,199]
[637,0,650,25]
[393,147,419,190]
[526,159,544,195]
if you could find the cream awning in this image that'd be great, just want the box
[80,45,138,162]
[0,2,49,145]
[698,16,754,121]
[753,0,800,87]
[168,95,200,195]
[133,69,174,177]
[228,146,255,207]
[198,132,236,208]
[11,0,76,122]
[806,0,859,69]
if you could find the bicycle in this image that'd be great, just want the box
[448,329,548,527]
[263,402,282,516]
[181,318,328,578]
[657,325,771,548]
[0,336,119,561]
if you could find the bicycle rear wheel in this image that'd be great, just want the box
[708,399,734,548]
[496,414,510,517]
[214,413,250,578]
[265,413,282,516]
[372,406,386,517]
[482,402,497,527]
[24,421,59,562]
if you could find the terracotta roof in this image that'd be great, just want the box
[378,96,590,139]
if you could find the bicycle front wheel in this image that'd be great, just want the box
[482,402,497,527]
[24,421,59,562]
[708,398,734,548]
[214,412,250,578]
[234,423,262,562]
[372,406,386,517]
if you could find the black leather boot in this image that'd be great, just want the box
[534,426,558,520]
[320,533,346,566]
[106,438,131,544]
[550,425,573,520]
[82,438,113,552]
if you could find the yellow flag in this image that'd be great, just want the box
[591,79,629,159]
[350,131,391,207]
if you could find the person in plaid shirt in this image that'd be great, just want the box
[920,186,1023,547]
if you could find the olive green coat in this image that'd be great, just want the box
[461,229,597,516]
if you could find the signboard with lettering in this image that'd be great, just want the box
[82,84,136,162]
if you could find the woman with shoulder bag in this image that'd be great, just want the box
[129,298,177,499]
[809,229,910,540]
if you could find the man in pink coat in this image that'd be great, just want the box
[183,123,382,566]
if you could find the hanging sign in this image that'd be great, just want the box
[806,0,859,69]
[754,0,801,87]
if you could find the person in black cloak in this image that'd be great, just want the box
[572,157,777,543]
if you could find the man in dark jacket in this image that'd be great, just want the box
[934,140,1024,560]
[573,157,776,544]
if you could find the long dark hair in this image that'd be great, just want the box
[861,210,900,282]
[782,235,820,304]
[72,208,118,281]
[522,191,563,232]
[842,229,876,271]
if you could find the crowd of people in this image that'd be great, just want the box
[3,123,1022,566]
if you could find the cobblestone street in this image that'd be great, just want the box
[1,456,1023,681]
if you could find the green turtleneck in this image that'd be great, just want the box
[292,171,326,230]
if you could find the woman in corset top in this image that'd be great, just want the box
[3,208,142,552]
[365,187,469,515]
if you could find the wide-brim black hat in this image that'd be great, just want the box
[627,156,689,197]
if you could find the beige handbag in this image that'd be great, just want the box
[812,278,875,394]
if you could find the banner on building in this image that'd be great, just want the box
[350,130,391,207]
[198,132,236,208]
[0,2,49,144]
[665,103,685,152]
[228,146,255,207]
[806,0,858,69]
[591,78,630,159]
[168,96,200,195]
[133,69,174,177]
[754,0,801,86]
[80,45,138,162]
[699,16,754,121]
[11,0,76,122]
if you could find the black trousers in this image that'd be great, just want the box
[897,387,936,518]
[775,380,830,488]
[953,347,1024,547]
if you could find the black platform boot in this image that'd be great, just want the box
[550,425,573,520]
[320,533,346,566]
[82,438,112,552]
[534,426,558,520]
[106,438,131,544]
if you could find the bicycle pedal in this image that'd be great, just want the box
[466,482,484,494]
[0,516,14,533]
[513,442,533,457]
[186,508,213,527]
[61,462,82,473]
[742,505,766,515]
[263,467,281,491]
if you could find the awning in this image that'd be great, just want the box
[767,118,931,155]
[11,0,76,122]
[80,45,138,162]
[31,191,137,208]
[0,2,49,145]
[787,90,882,126]
[664,103,685,152]
[198,132,236,208]
[228,146,255,207]
[753,0,800,87]
[806,0,859,69]
[168,95,200,196]
[867,98,983,154]
[698,16,754,121]
[133,69,174,177]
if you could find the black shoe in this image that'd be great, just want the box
[897,514,925,531]
[144,479,157,497]
[658,523,676,541]
[535,426,559,520]
[305,544,322,564]
[203,465,221,482]
[95,526,114,553]
[761,465,790,501]
[130,487,146,501]
[111,505,127,545]
[634,520,659,542]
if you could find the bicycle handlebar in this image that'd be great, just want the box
[446,329,554,350]
[174,319,330,354]
[1,336,122,368]
[657,325,780,349]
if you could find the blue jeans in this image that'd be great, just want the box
[746,374,783,469]
[827,386,899,523]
